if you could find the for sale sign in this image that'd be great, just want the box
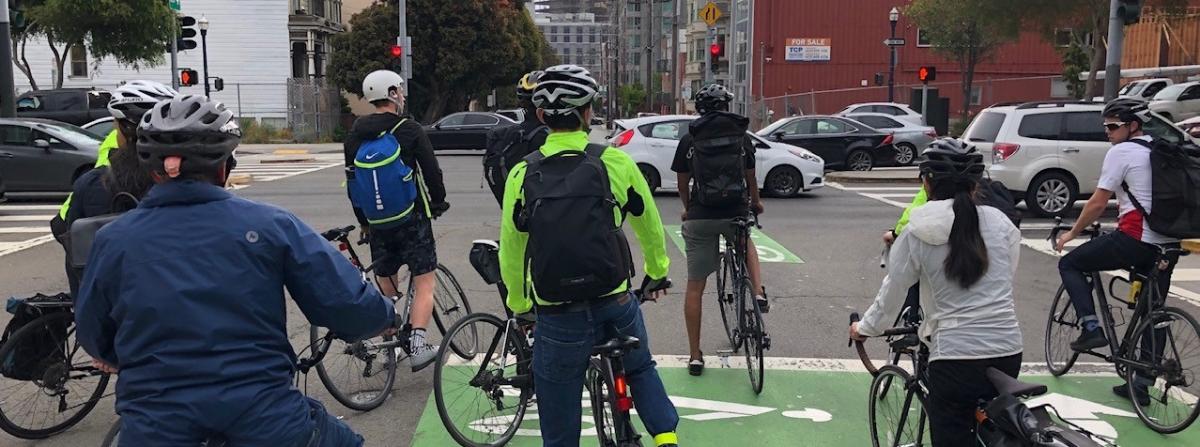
[785,38,831,62]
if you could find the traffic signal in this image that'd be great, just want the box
[177,16,198,51]
[1117,0,1144,25]
[918,66,937,83]
[874,73,885,86]
[212,77,224,92]
[389,44,403,58]
[180,69,198,87]
[709,36,724,74]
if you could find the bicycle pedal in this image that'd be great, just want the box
[762,335,772,350]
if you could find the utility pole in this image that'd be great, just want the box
[398,0,411,85]
[1104,0,1126,100]
[643,0,653,113]
[0,0,16,117]
[669,0,679,114]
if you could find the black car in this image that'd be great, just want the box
[757,115,895,171]
[425,112,517,150]
[16,88,112,126]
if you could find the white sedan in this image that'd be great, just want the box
[608,115,825,197]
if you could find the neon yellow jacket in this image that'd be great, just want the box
[58,130,119,219]
[894,187,928,235]
[499,131,670,314]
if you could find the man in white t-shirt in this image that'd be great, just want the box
[1055,98,1182,405]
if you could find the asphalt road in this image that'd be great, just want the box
[2,143,1199,446]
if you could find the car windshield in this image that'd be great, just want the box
[1119,83,1145,96]
[35,122,102,147]
[757,118,794,136]
[1153,84,1189,101]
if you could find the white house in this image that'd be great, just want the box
[12,0,344,133]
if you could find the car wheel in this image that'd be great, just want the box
[764,166,802,197]
[638,164,660,194]
[846,150,873,171]
[1026,172,1078,217]
[892,143,917,166]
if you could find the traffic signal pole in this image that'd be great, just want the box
[1104,0,1126,101]
[0,0,16,117]
[170,21,179,90]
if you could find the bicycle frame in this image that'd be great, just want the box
[591,343,640,445]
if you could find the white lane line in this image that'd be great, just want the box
[0,235,55,257]
[650,355,1117,377]
[0,227,51,234]
[0,215,53,222]
[1171,269,1200,282]
[0,205,62,211]
[837,186,922,192]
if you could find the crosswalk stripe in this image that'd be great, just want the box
[0,205,62,211]
[0,215,53,222]
[0,235,56,257]
[0,227,52,234]
[1173,269,1200,282]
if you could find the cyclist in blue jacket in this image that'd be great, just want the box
[75,95,395,446]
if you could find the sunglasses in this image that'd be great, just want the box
[1102,122,1128,131]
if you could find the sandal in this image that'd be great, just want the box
[688,353,705,376]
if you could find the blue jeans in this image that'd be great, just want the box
[118,396,362,446]
[1058,231,1179,322]
[533,294,679,447]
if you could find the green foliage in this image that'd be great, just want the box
[618,83,646,117]
[238,119,293,144]
[1060,40,1091,99]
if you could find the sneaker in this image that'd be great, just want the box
[688,354,704,376]
[1070,329,1107,352]
[756,295,770,314]
[1113,383,1151,406]
[409,341,439,372]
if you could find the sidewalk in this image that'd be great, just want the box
[237,143,344,154]
[824,167,919,184]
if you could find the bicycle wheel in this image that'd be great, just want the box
[868,365,928,447]
[100,419,120,447]
[311,324,397,412]
[435,313,532,447]
[0,312,110,439]
[740,278,766,394]
[1045,284,1082,376]
[588,361,617,447]
[716,249,739,349]
[432,264,475,358]
[1125,306,1200,434]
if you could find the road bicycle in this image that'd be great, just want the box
[714,213,770,394]
[310,225,473,411]
[432,240,667,447]
[1045,219,1200,433]
[849,312,1110,447]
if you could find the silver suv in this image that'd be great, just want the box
[964,101,1188,217]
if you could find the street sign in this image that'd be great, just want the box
[884,38,906,47]
[169,0,182,12]
[699,1,722,27]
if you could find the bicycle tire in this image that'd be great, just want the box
[716,248,740,350]
[100,418,120,447]
[432,264,475,358]
[868,365,928,447]
[435,313,531,447]
[1045,284,1081,377]
[0,312,109,439]
[1125,306,1200,434]
[311,325,397,412]
[588,361,617,447]
[740,278,766,394]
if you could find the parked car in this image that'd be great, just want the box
[1091,78,1173,102]
[496,109,526,123]
[424,112,517,150]
[756,115,896,171]
[1177,115,1200,139]
[0,118,100,192]
[0,171,6,203]
[837,102,925,125]
[1149,81,1200,122]
[607,115,825,197]
[964,101,1189,217]
[15,88,112,126]
[842,112,938,165]
[82,116,116,139]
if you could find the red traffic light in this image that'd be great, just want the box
[390,44,403,58]
[710,43,721,56]
[918,66,937,83]
[180,69,198,87]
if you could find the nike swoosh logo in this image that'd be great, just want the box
[365,153,380,160]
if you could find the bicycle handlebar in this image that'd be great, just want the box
[635,277,672,303]
[1047,217,1101,244]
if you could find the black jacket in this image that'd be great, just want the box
[343,112,447,226]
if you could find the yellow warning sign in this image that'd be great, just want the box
[699,1,722,27]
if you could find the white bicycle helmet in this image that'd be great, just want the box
[108,80,179,122]
[137,95,241,177]
[532,64,598,123]
[362,70,405,103]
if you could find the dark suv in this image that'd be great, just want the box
[16,88,112,126]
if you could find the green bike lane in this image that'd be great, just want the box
[412,358,1200,446]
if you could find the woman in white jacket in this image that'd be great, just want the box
[850,138,1023,446]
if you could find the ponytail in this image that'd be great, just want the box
[930,176,988,288]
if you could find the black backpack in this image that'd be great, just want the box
[517,143,633,302]
[978,178,1022,228]
[1120,139,1200,239]
[689,130,747,208]
[484,124,549,204]
[0,293,72,381]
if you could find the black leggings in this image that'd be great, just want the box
[925,353,1023,447]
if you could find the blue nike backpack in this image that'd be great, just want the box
[349,119,419,227]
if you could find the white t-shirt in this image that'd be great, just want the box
[1096,136,1178,244]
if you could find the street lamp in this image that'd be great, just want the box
[198,15,211,98]
[888,7,899,103]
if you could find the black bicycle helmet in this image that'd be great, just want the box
[532,64,599,123]
[1103,97,1152,124]
[516,70,544,102]
[137,95,241,177]
[694,83,733,114]
[919,138,984,180]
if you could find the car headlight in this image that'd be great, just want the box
[788,148,822,163]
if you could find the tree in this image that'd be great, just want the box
[906,0,1023,120]
[10,0,175,89]
[328,0,552,122]
[618,83,645,118]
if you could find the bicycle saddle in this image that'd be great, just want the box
[592,335,640,355]
[986,367,1047,398]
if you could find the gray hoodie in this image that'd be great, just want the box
[859,199,1023,361]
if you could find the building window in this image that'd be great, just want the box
[590,34,596,43]
[576,34,583,43]
[917,29,932,47]
[1055,28,1073,47]
[564,54,572,64]
[970,86,983,106]
[69,45,87,78]
[551,35,558,43]
[551,26,558,34]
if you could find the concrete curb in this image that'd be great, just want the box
[823,172,921,184]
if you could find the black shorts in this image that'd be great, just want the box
[369,216,437,277]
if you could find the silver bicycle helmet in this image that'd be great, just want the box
[137,95,241,176]
[532,64,598,123]
[108,80,179,123]
[918,138,984,180]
